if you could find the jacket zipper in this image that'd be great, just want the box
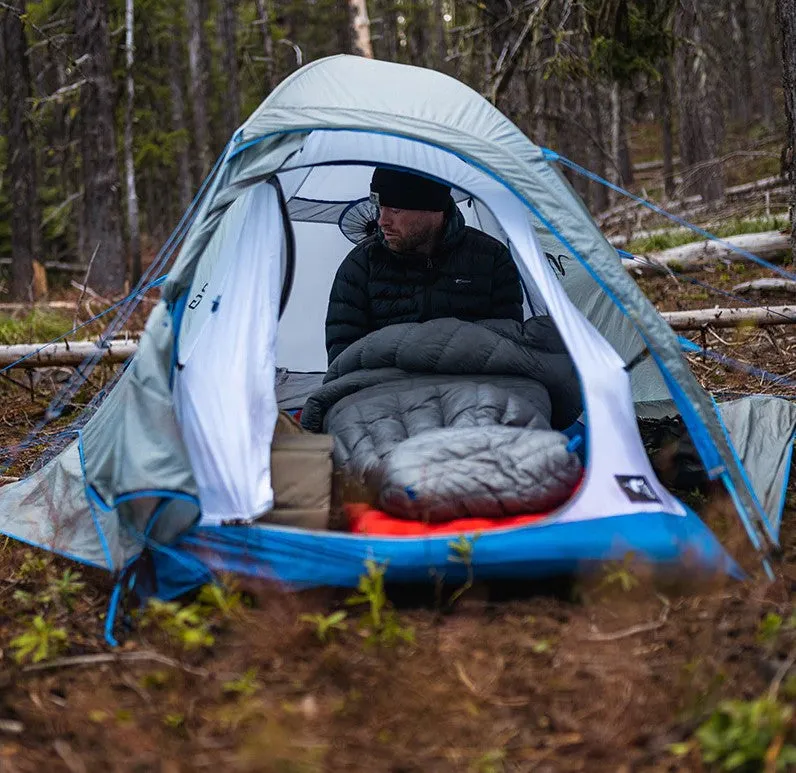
[421,256,434,320]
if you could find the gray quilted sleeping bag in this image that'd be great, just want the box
[301,317,584,521]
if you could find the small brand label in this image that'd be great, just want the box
[615,475,660,503]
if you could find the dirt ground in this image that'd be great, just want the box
[0,271,793,772]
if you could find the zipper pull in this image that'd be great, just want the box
[427,257,433,270]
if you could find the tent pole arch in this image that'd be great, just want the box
[167,123,776,559]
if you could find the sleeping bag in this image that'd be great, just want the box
[301,317,584,521]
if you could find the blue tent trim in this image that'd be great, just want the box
[146,508,742,598]
[776,427,796,536]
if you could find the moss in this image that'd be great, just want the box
[0,309,74,345]
[628,217,789,255]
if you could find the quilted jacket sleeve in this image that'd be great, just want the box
[325,247,371,364]
[491,244,524,322]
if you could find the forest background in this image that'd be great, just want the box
[0,0,795,298]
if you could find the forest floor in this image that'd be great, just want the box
[0,265,792,772]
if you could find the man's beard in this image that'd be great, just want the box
[384,221,439,254]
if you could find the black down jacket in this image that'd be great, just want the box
[325,202,524,363]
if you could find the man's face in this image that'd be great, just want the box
[378,207,444,253]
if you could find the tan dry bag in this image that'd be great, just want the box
[265,411,334,530]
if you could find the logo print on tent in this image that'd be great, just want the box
[615,475,661,504]
[544,252,569,278]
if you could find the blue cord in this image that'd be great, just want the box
[679,337,796,390]
[104,579,123,647]
[617,249,796,317]
[548,150,796,283]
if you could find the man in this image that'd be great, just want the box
[325,168,524,363]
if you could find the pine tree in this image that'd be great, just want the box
[75,0,126,293]
[1,1,40,300]
[777,0,796,261]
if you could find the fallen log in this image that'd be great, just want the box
[632,157,681,173]
[725,175,785,198]
[0,259,89,274]
[630,230,791,273]
[0,302,79,313]
[732,278,796,295]
[660,304,796,330]
[608,215,790,248]
[0,340,137,368]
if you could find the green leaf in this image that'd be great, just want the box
[667,742,692,757]
[326,610,348,626]
[723,749,749,770]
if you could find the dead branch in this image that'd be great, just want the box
[41,191,82,227]
[0,301,79,312]
[489,0,549,104]
[582,606,670,642]
[0,258,90,274]
[73,243,101,328]
[596,175,787,226]
[633,156,681,173]
[768,647,796,700]
[19,650,210,678]
[0,340,137,368]
[71,280,111,305]
[0,719,24,734]
[661,305,796,330]
[33,79,87,105]
[732,279,796,295]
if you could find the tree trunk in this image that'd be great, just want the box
[218,0,240,139]
[406,0,428,67]
[124,0,141,285]
[187,0,211,177]
[377,0,399,62]
[777,0,796,261]
[335,0,353,55]
[169,22,193,213]
[609,80,621,188]
[430,0,446,71]
[618,88,633,186]
[525,18,548,146]
[659,57,676,199]
[253,0,276,90]
[729,0,753,126]
[584,77,609,213]
[674,0,725,203]
[0,0,39,300]
[348,0,373,57]
[755,3,777,129]
[76,0,126,294]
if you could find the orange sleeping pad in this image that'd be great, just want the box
[346,503,555,537]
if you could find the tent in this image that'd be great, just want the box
[0,55,794,616]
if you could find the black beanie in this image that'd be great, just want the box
[370,168,451,212]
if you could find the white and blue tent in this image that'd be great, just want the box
[0,56,793,616]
